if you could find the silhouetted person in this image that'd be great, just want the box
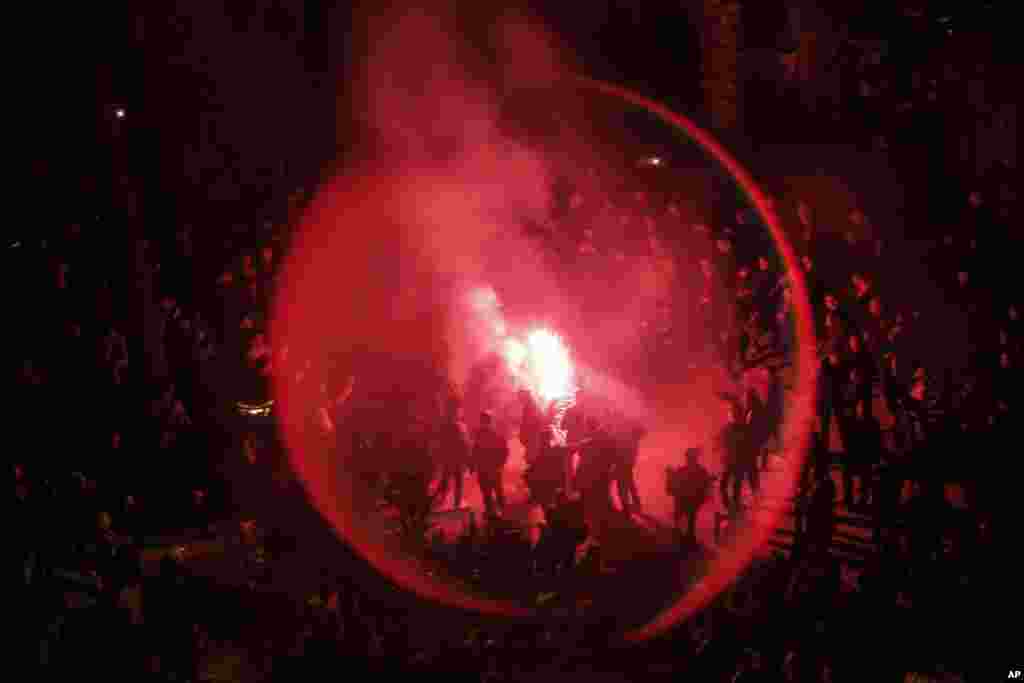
[525,437,566,509]
[576,417,617,535]
[752,255,778,320]
[842,410,882,511]
[435,397,471,510]
[745,385,773,471]
[800,430,831,499]
[718,401,755,514]
[393,420,435,536]
[668,447,714,539]
[817,352,845,446]
[861,295,887,354]
[614,423,646,514]
[843,333,876,421]
[837,365,871,508]
[562,388,588,491]
[540,490,587,576]
[472,411,509,519]
[820,293,851,353]
[904,364,932,458]
[801,254,823,309]
[518,389,544,465]
[880,351,906,421]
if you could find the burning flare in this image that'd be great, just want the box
[468,286,575,408]
[525,329,574,404]
[499,326,574,407]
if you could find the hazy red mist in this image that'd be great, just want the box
[273,3,817,637]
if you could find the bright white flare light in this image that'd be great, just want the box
[470,285,574,407]
[500,329,574,405]
[524,329,574,404]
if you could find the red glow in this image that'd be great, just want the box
[576,77,818,643]
[272,76,817,634]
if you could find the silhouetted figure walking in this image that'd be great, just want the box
[668,447,714,539]
[718,401,755,514]
[518,389,544,465]
[614,423,646,514]
[473,411,509,519]
[576,417,617,536]
[435,397,471,510]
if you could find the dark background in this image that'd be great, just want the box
[24,1,1014,237]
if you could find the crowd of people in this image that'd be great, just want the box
[13,149,1012,679]
[14,38,1017,681]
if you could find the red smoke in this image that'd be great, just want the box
[273,3,817,639]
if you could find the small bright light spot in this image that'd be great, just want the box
[650,157,661,166]
[115,108,126,119]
